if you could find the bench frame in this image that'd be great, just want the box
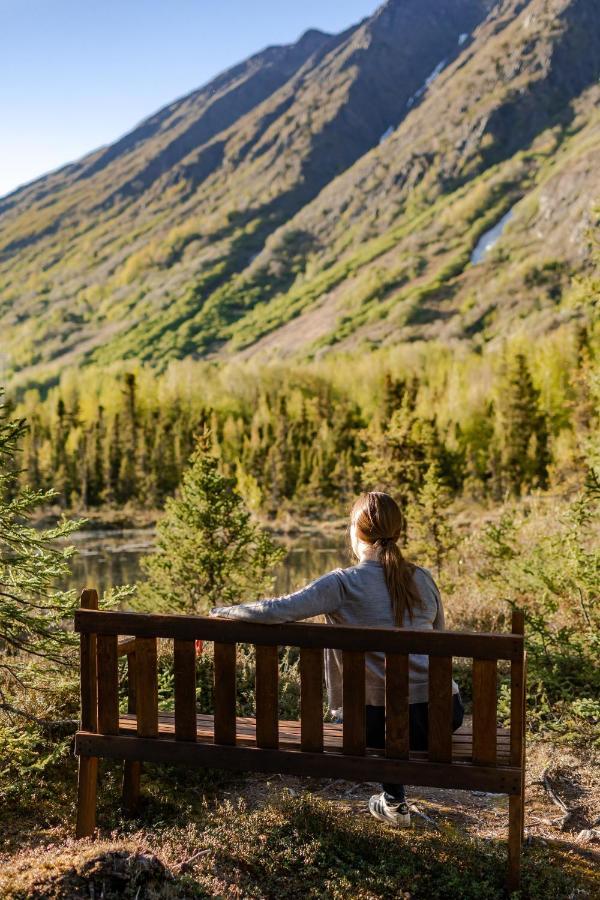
[74,589,526,891]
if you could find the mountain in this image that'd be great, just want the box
[1,0,598,386]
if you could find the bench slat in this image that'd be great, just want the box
[342,650,365,755]
[80,589,98,732]
[97,634,119,735]
[174,640,197,742]
[255,645,279,749]
[385,653,409,759]
[76,732,522,796]
[473,658,497,765]
[116,713,511,759]
[136,637,158,738]
[510,610,525,768]
[126,644,137,714]
[428,656,453,763]
[214,642,236,745]
[300,647,323,752]
[75,610,523,660]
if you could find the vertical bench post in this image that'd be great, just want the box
[136,637,159,737]
[472,659,498,765]
[97,634,119,734]
[428,656,453,763]
[255,645,279,749]
[76,589,99,838]
[300,648,323,752]
[122,642,141,815]
[214,642,237,745]
[342,650,365,755]
[385,653,409,758]
[508,609,526,893]
[174,640,197,741]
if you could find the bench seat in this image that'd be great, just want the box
[115,712,511,764]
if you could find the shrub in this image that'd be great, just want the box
[480,471,600,744]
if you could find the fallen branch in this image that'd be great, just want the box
[526,815,565,828]
[342,783,370,798]
[409,804,441,830]
[312,779,346,794]
[0,702,78,731]
[540,769,575,831]
[176,848,211,871]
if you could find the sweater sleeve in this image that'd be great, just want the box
[413,565,445,629]
[209,570,345,624]
[427,571,445,629]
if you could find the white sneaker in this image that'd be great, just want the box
[368,793,411,827]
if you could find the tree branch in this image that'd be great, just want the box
[0,702,78,730]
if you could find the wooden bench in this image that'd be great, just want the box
[74,589,527,891]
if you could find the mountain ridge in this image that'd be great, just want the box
[0,0,597,387]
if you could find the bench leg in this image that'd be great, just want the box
[76,755,98,838]
[507,793,522,893]
[122,760,141,815]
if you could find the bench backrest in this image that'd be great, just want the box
[75,591,525,777]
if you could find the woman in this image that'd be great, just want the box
[210,490,464,828]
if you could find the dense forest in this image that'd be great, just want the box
[6,317,597,521]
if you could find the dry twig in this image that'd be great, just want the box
[539,768,575,830]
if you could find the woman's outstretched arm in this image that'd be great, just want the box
[209,570,345,624]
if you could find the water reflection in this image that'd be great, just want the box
[60,529,350,605]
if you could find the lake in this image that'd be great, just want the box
[61,528,350,604]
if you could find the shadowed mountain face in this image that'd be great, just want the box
[1,0,598,384]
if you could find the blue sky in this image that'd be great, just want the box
[0,0,378,198]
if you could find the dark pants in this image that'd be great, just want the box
[366,693,465,803]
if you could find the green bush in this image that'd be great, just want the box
[480,471,600,744]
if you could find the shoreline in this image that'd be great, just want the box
[34,505,349,540]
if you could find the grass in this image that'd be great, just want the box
[1,756,598,899]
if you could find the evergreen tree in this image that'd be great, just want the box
[266,396,290,512]
[498,354,550,495]
[460,403,496,499]
[52,399,70,507]
[88,407,106,506]
[0,391,82,692]
[571,323,597,466]
[382,374,406,420]
[105,412,123,504]
[138,431,285,613]
[22,412,41,491]
[409,462,459,577]
[118,373,138,502]
[362,402,439,534]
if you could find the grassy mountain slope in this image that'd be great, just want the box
[1,0,598,388]
[214,0,600,357]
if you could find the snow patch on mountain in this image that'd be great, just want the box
[407,58,447,108]
[471,208,515,264]
[426,59,447,88]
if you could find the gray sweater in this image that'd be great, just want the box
[210,559,459,710]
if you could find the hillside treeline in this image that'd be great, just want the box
[6,322,597,517]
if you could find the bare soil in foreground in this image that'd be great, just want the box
[242,741,600,845]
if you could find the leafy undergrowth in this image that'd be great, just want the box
[0,759,598,899]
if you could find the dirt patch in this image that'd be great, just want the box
[235,739,600,852]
